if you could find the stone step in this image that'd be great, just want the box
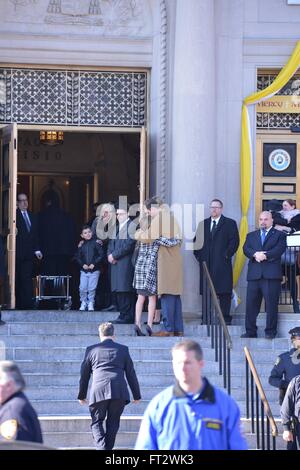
[26,386,166,401]
[10,358,282,377]
[1,321,244,337]
[2,346,290,365]
[1,310,121,322]
[23,373,177,387]
[40,415,140,433]
[42,426,285,451]
[31,397,281,418]
[32,399,150,415]
[13,360,179,374]
[40,414,284,435]
[43,431,135,448]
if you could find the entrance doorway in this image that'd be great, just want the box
[255,132,300,219]
[0,125,148,308]
[18,130,142,231]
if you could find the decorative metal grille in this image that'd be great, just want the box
[0,68,147,127]
[257,74,300,129]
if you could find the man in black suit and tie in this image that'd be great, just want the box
[241,211,286,339]
[107,205,136,324]
[16,193,42,309]
[78,322,141,450]
[194,199,239,325]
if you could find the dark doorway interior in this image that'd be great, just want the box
[16,130,140,309]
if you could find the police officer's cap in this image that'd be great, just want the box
[289,327,300,338]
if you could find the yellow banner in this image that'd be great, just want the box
[256,95,300,113]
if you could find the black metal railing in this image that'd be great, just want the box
[202,262,232,394]
[244,346,278,450]
[280,243,300,311]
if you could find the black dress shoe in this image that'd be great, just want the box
[265,333,276,339]
[0,320,5,326]
[293,302,300,313]
[240,333,257,338]
[102,305,117,312]
[224,318,232,325]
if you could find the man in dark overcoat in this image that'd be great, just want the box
[78,322,141,450]
[107,205,136,324]
[38,194,76,276]
[16,193,42,309]
[194,199,239,325]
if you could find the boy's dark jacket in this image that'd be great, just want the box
[74,239,104,272]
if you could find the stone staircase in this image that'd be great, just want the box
[1,310,300,450]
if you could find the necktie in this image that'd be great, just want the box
[261,229,266,245]
[211,220,217,238]
[22,211,31,232]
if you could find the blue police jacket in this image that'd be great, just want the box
[0,392,43,443]
[135,378,247,450]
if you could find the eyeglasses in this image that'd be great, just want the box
[210,206,222,209]
[18,199,28,202]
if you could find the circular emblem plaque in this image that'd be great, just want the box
[268,149,291,172]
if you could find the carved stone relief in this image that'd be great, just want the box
[4,0,152,37]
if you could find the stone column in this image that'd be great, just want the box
[170,0,216,315]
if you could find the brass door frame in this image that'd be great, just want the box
[0,124,18,308]
[255,132,300,221]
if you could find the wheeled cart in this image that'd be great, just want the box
[35,275,72,310]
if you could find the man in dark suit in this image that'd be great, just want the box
[242,211,286,339]
[78,322,141,450]
[194,199,239,325]
[107,205,136,324]
[16,193,42,309]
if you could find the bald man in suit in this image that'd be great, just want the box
[241,211,286,339]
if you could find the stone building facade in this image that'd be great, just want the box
[0,0,300,313]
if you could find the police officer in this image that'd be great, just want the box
[281,375,300,450]
[0,361,43,443]
[269,327,300,450]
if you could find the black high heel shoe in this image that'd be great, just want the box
[145,325,153,336]
[134,325,146,336]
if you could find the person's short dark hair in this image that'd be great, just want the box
[211,198,223,208]
[81,224,91,232]
[289,327,300,338]
[0,360,26,390]
[285,199,297,209]
[17,193,28,202]
[144,196,164,210]
[99,322,114,337]
[172,340,203,361]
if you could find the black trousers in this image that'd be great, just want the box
[15,258,34,309]
[245,278,281,336]
[89,399,126,450]
[218,293,231,321]
[116,292,135,322]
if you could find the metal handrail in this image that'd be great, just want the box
[202,261,232,394]
[244,346,278,450]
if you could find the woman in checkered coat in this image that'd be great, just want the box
[133,216,180,336]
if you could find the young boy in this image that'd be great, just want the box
[74,225,104,311]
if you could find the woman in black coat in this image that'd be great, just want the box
[273,199,300,313]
